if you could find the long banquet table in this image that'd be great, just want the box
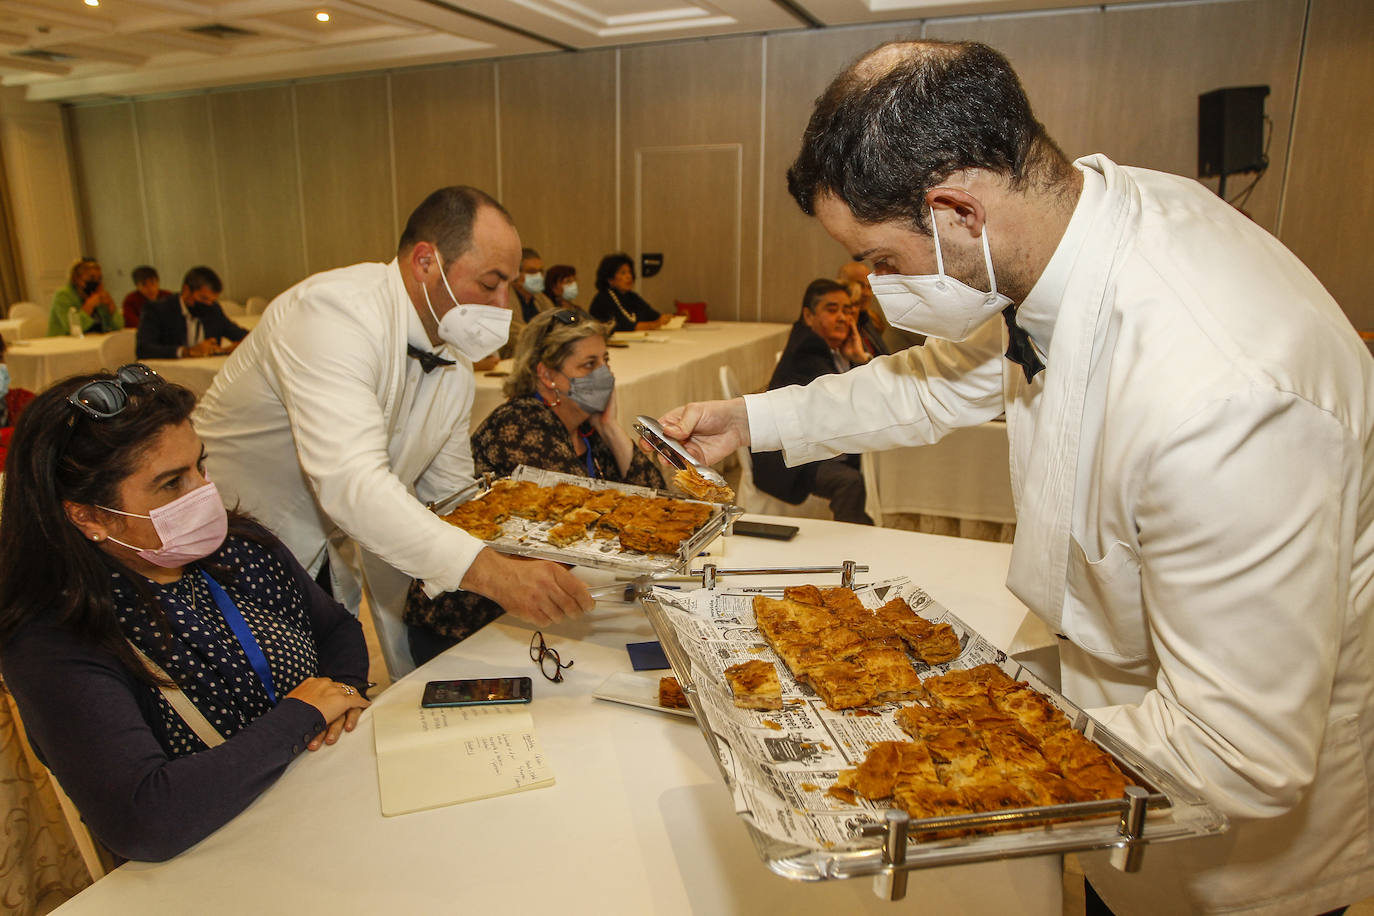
[55,517,1059,916]
[473,321,790,428]
[3,314,262,396]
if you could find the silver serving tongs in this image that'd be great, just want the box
[633,415,729,488]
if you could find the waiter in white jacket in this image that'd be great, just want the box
[660,41,1374,916]
[194,186,592,675]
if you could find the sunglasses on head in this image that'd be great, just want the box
[66,363,162,420]
[538,308,588,344]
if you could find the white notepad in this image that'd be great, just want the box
[373,691,554,816]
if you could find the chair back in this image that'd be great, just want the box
[718,365,831,519]
[98,329,137,369]
[219,298,246,316]
[9,302,44,338]
[245,296,269,315]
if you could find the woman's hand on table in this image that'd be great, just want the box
[657,398,750,466]
[286,677,371,749]
[461,548,593,627]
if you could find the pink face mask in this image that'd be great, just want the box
[99,482,229,568]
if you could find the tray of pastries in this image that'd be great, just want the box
[638,576,1227,881]
[429,465,740,574]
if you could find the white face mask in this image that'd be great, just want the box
[868,210,1012,342]
[420,249,513,362]
[522,272,545,294]
[561,282,579,302]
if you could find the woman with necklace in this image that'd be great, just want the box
[403,308,663,666]
[588,253,667,333]
[0,368,370,861]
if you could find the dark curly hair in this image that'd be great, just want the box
[786,40,1072,234]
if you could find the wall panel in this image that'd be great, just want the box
[67,102,150,300]
[390,63,499,228]
[134,95,225,289]
[761,25,915,324]
[0,96,82,304]
[497,50,617,290]
[621,36,762,321]
[294,74,394,272]
[638,146,741,313]
[1279,0,1374,326]
[928,0,1306,232]
[210,86,306,302]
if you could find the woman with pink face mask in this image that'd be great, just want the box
[0,367,370,862]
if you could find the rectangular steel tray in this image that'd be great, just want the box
[428,465,740,575]
[640,576,1228,884]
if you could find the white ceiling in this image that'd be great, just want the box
[0,0,1168,102]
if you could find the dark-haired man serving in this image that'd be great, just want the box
[658,41,1374,916]
[194,187,593,675]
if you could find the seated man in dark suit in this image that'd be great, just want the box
[751,279,874,524]
[136,265,248,360]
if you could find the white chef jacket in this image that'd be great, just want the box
[192,260,485,616]
[746,155,1374,915]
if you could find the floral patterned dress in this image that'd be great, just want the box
[403,394,664,639]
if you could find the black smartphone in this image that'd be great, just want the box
[421,677,533,707]
[731,520,800,541]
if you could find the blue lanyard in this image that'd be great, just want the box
[199,570,277,704]
[578,430,598,479]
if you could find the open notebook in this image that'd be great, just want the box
[373,684,554,816]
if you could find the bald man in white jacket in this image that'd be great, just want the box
[194,188,591,676]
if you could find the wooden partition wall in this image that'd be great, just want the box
[64,0,1372,329]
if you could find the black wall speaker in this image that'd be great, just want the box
[1198,85,1270,178]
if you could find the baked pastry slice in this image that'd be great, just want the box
[912,622,963,664]
[672,467,735,504]
[855,646,924,702]
[658,676,690,709]
[723,659,782,710]
[802,661,876,709]
[849,741,939,799]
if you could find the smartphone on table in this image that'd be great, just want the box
[421,677,533,707]
[731,520,800,541]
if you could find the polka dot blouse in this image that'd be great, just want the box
[111,535,320,757]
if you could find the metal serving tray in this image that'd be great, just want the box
[428,465,741,575]
[639,569,1228,900]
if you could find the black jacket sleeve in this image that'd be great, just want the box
[135,297,186,360]
[751,322,837,504]
[203,304,248,343]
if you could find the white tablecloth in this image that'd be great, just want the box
[473,321,791,429]
[6,334,121,392]
[54,517,1059,916]
[873,421,1016,524]
[121,315,263,398]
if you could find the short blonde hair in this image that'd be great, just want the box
[503,308,610,399]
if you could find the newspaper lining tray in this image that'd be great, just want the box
[641,576,1228,881]
[429,465,738,575]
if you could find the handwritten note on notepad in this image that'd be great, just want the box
[373,699,554,816]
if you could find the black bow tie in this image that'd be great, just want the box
[406,344,456,374]
[1002,305,1045,383]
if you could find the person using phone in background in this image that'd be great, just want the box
[403,306,664,666]
[0,371,370,861]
